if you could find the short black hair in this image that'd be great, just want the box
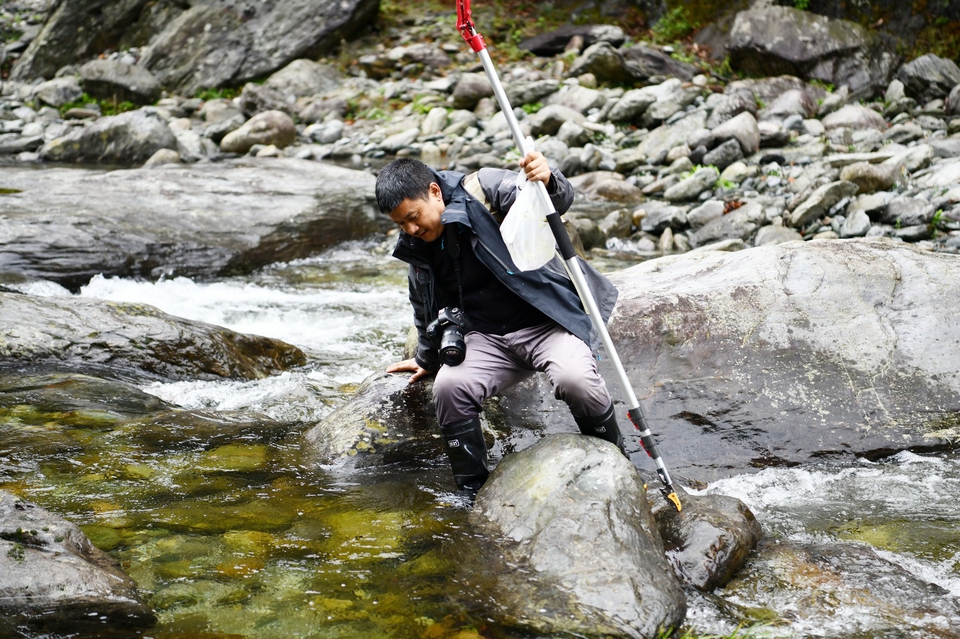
[375,158,436,215]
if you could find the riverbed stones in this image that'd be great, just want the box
[711,111,760,155]
[39,108,177,164]
[838,161,901,194]
[897,53,960,103]
[789,180,858,227]
[263,58,341,100]
[821,104,888,131]
[0,491,156,634]
[32,75,82,107]
[468,434,686,637]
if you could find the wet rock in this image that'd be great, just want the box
[724,540,960,635]
[303,371,438,466]
[606,239,960,481]
[33,76,83,107]
[520,24,625,56]
[79,59,162,105]
[897,53,960,103]
[39,108,177,165]
[468,434,686,637]
[789,181,858,227]
[652,488,762,591]
[727,7,897,99]
[641,203,688,234]
[0,290,306,382]
[0,159,383,288]
[0,491,156,634]
[263,59,342,100]
[220,110,296,154]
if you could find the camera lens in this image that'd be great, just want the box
[439,324,466,366]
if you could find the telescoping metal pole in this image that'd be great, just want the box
[455,0,681,511]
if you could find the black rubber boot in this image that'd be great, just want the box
[574,403,625,455]
[439,416,490,491]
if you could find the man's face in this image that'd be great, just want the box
[388,182,445,243]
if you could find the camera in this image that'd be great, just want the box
[426,307,468,366]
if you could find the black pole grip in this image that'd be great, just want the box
[547,212,576,260]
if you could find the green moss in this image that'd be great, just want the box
[651,6,698,44]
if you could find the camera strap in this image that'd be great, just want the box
[443,224,469,330]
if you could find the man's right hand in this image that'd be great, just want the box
[386,358,433,384]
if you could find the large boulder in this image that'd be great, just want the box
[220,110,296,153]
[0,290,306,382]
[79,58,162,105]
[467,434,687,637]
[727,6,899,99]
[39,108,177,165]
[897,53,960,103]
[520,24,626,56]
[568,41,646,84]
[0,491,156,634]
[604,239,960,481]
[136,0,378,95]
[0,159,384,289]
[262,58,342,101]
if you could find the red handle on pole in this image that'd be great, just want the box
[456,0,486,52]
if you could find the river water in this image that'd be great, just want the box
[4,235,960,638]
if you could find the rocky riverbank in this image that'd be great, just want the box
[2,4,960,265]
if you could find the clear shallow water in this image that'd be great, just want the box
[4,237,960,638]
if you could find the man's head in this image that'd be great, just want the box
[376,158,446,243]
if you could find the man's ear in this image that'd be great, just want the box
[429,182,443,200]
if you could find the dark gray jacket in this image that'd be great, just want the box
[392,166,619,372]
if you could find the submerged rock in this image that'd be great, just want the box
[0,491,156,635]
[0,291,306,383]
[467,434,686,638]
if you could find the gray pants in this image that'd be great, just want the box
[433,322,612,426]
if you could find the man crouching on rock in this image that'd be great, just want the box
[377,151,621,492]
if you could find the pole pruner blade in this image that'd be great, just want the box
[456,0,486,52]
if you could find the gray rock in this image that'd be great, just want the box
[702,138,743,171]
[568,41,645,85]
[239,82,291,117]
[0,135,44,155]
[653,489,762,591]
[840,208,872,237]
[420,107,449,136]
[687,200,725,228]
[606,86,658,124]
[637,110,708,164]
[527,104,586,137]
[505,79,561,108]
[727,7,898,99]
[664,166,719,202]
[520,24,626,56]
[468,435,686,637]
[79,59,161,105]
[839,161,901,194]
[688,202,760,247]
[817,85,849,116]
[606,239,960,480]
[897,54,960,103]
[947,83,960,115]
[263,58,342,100]
[567,216,605,251]
[545,84,605,114]
[220,110,296,154]
[598,208,633,238]
[298,96,350,123]
[199,98,243,124]
[705,92,757,129]
[882,197,936,227]
[884,121,925,144]
[379,127,420,153]
[622,43,699,82]
[451,72,494,110]
[640,204,688,234]
[33,76,83,107]
[0,159,383,288]
[885,79,906,103]
[613,146,647,174]
[928,138,960,158]
[789,181,858,227]
[711,111,761,155]
[916,158,960,188]
[0,291,305,382]
[759,89,818,119]
[39,108,177,165]
[143,147,181,168]
[0,491,156,635]
[136,0,378,95]
[821,104,887,131]
[203,113,246,144]
[557,120,591,147]
[754,224,803,246]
